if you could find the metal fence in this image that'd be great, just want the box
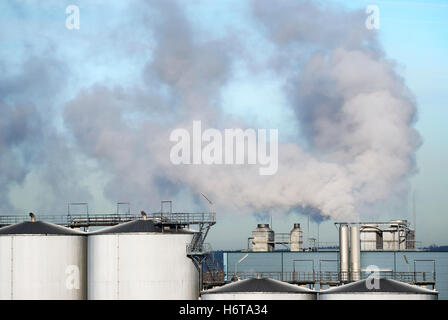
[153,212,216,225]
[221,270,436,286]
[0,212,216,228]
[186,243,213,255]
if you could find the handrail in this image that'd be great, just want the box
[222,270,436,285]
[0,212,216,228]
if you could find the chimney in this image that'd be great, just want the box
[339,224,349,282]
[349,225,361,281]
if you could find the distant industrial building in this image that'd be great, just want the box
[360,220,416,251]
[248,219,415,252]
[250,223,304,252]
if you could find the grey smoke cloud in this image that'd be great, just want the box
[0,56,91,213]
[251,0,421,216]
[1,0,420,222]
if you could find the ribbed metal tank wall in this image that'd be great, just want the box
[0,221,87,300]
[87,219,198,300]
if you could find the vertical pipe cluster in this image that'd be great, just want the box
[339,224,361,282]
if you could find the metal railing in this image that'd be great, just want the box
[203,271,225,285]
[0,212,216,228]
[152,212,216,225]
[0,215,67,226]
[69,214,137,227]
[187,243,213,255]
[273,233,290,243]
[224,270,436,286]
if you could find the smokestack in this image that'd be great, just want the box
[29,212,36,222]
[290,223,303,252]
[350,225,361,281]
[339,224,349,282]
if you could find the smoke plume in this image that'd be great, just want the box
[2,0,420,222]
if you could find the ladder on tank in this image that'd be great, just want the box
[186,220,216,292]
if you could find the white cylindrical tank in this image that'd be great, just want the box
[319,278,438,300]
[88,219,198,300]
[0,220,87,300]
[201,277,317,300]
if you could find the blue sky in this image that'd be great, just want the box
[363,0,448,247]
[0,0,447,249]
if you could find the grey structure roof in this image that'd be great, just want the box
[0,221,85,236]
[203,278,316,294]
[321,278,438,295]
[90,219,194,235]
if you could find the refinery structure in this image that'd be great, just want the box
[0,202,440,300]
[248,220,416,253]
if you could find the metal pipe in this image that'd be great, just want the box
[234,253,249,277]
[339,224,349,282]
[350,226,361,281]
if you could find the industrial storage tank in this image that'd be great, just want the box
[201,277,317,300]
[252,224,274,252]
[88,218,198,300]
[0,216,87,300]
[319,278,438,300]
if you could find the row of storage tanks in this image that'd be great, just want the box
[0,217,437,300]
[0,217,199,300]
[201,277,438,300]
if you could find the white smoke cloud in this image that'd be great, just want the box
[2,0,420,222]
